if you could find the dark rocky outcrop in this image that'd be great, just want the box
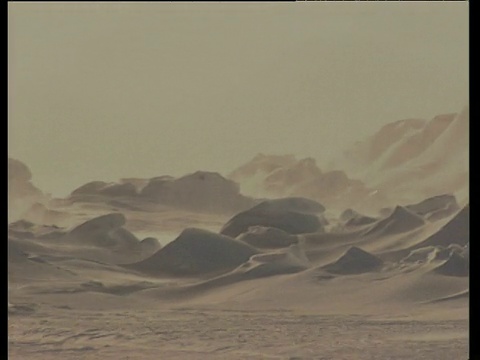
[126,228,258,276]
[324,246,383,274]
[220,198,324,238]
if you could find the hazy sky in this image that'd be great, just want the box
[8,2,468,197]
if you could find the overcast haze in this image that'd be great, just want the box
[8,2,468,197]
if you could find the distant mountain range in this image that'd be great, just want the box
[228,105,468,211]
[9,105,468,219]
